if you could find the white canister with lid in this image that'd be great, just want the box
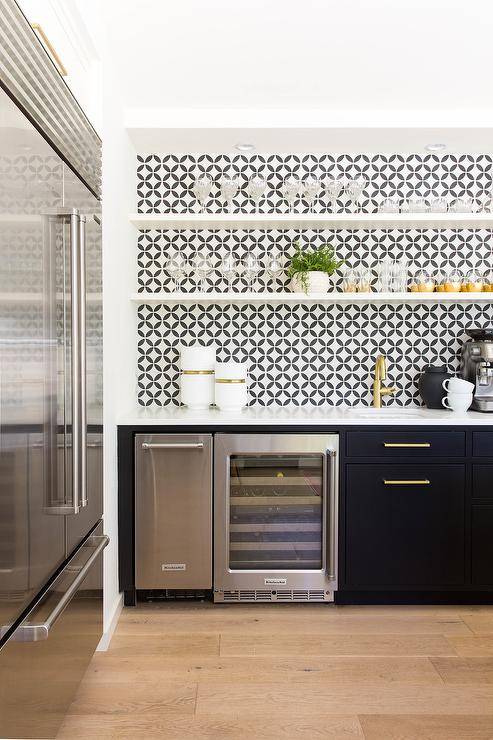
[180,345,215,409]
[214,361,248,411]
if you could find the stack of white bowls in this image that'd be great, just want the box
[441,377,474,412]
[180,346,215,409]
[214,361,248,411]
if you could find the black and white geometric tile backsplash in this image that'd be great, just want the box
[136,154,493,407]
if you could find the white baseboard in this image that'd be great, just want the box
[97,592,123,651]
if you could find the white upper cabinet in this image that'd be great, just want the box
[17,0,102,134]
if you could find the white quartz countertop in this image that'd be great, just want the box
[118,405,493,426]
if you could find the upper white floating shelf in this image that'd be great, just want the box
[131,291,493,305]
[129,213,493,230]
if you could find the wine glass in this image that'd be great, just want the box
[302,176,322,213]
[246,175,267,213]
[192,251,214,292]
[281,175,300,213]
[325,177,345,211]
[220,175,240,213]
[346,177,367,212]
[266,251,284,290]
[192,174,213,213]
[242,253,261,291]
[220,253,238,291]
[164,251,187,292]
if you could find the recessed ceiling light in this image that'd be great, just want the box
[234,143,255,152]
[424,143,446,152]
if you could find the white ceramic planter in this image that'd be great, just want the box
[215,361,248,411]
[290,271,331,294]
[180,345,216,408]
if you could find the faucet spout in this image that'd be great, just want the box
[373,354,396,408]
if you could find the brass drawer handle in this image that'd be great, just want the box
[384,479,430,485]
[383,443,431,448]
[31,23,68,76]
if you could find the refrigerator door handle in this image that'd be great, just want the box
[4,535,108,643]
[68,211,82,514]
[78,215,87,508]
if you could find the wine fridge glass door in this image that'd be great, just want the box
[228,453,324,571]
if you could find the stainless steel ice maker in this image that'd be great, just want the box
[135,434,213,590]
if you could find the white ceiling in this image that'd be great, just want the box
[102,0,493,152]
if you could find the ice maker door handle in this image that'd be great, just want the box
[141,442,204,450]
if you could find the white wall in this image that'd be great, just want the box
[100,48,137,634]
[78,0,137,634]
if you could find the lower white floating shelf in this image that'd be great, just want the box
[131,291,493,305]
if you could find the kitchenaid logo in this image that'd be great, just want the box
[162,563,186,571]
[264,577,287,585]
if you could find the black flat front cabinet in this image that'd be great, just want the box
[345,464,466,588]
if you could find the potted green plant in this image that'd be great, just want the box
[287,241,343,294]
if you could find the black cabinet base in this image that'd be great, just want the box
[336,590,493,605]
[123,588,137,606]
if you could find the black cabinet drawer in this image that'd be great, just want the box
[346,431,465,458]
[472,505,493,585]
[473,432,493,458]
[473,465,493,499]
[345,464,466,588]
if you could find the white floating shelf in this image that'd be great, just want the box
[129,213,493,230]
[131,291,493,305]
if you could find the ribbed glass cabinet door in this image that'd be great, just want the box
[228,453,324,570]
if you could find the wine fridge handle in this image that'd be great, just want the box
[326,449,338,581]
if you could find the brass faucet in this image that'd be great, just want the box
[373,354,397,408]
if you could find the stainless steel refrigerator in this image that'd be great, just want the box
[0,2,105,736]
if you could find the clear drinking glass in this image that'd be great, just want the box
[164,251,187,292]
[266,251,284,289]
[325,177,345,211]
[430,197,448,213]
[342,267,358,293]
[242,253,261,291]
[220,175,240,213]
[192,174,213,213]
[346,177,367,212]
[192,251,214,291]
[443,268,462,292]
[390,259,408,293]
[302,176,322,213]
[378,198,399,213]
[409,268,435,292]
[246,175,267,213]
[281,175,301,213]
[375,257,393,292]
[355,266,372,292]
[463,268,484,292]
[220,254,238,291]
[483,268,493,292]
[407,197,430,213]
[450,197,473,213]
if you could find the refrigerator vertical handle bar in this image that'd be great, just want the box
[70,212,81,514]
[78,215,87,508]
[326,449,337,580]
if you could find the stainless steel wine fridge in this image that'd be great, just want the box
[214,434,339,602]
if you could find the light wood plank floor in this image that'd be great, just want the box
[58,602,493,739]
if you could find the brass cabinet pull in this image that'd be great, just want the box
[383,443,431,448]
[383,479,431,485]
[31,23,68,76]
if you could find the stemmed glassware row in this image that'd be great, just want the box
[192,173,367,214]
[164,250,284,292]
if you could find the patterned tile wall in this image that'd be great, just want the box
[136,154,493,407]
